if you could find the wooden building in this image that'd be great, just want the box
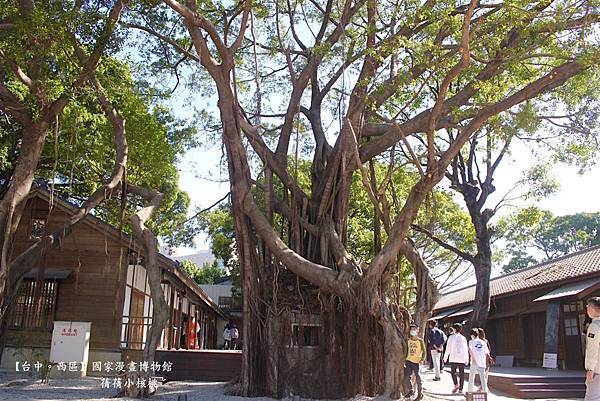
[431,246,600,370]
[1,188,227,372]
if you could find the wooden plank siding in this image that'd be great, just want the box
[8,196,128,351]
[439,281,600,369]
[6,191,226,357]
[486,289,548,362]
[155,350,242,382]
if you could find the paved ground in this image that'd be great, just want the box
[0,370,585,401]
[419,367,583,401]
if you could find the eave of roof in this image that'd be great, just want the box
[28,188,228,319]
[434,244,600,312]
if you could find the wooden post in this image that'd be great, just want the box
[168,284,175,349]
[176,291,183,349]
[184,298,191,350]
[194,306,200,349]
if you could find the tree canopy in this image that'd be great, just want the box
[502,208,600,272]
[2,0,599,398]
[180,259,228,284]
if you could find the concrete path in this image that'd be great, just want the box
[420,367,583,401]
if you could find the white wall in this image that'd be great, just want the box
[199,284,233,305]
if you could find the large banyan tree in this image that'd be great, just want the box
[124,0,600,397]
[0,0,593,398]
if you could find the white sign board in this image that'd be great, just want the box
[542,352,558,369]
[50,321,91,377]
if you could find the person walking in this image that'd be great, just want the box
[230,321,239,350]
[477,327,494,390]
[404,323,427,401]
[223,323,232,350]
[585,297,600,401]
[428,320,447,381]
[468,328,490,394]
[444,323,469,394]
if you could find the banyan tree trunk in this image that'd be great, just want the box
[215,83,412,398]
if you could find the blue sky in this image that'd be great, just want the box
[172,130,600,256]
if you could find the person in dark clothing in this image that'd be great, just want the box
[428,320,447,381]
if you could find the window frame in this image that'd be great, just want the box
[290,323,321,348]
[9,279,59,331]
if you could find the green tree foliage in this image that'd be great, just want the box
[501,207,600,272]
[1,56,198,246]
[197,202,235,266]
[0,0,198,246]
[180,259,227,285]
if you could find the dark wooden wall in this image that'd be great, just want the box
[8,196,128,351]
[155,350,242,381]
[444,284,583,367]
[8,195,225,354]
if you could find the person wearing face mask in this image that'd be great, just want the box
[467,328,490,394]
[404,323,426,401]
[444,323,469,394]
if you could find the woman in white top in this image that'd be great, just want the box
[468,328,490,393]
[444,323,469,394]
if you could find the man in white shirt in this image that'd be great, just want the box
[467,328,490,393]
[585,297,600,401]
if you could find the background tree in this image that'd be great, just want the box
[124,0,599,397]
[414,77,599,327]
[180,259,228,284]
[502,208,600,272]
[0,0,129,362]
[197,202,235,266]
[0,2,196,393]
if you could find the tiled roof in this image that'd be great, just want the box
[435,245,600,311]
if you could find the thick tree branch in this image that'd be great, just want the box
[7,75,127,284]
[411,224,475,263]
[122,22,200,62]
[163,0,229,58]
[229,0,251,53]
[0,50,33,88]
[237,113,310,203]
[274,0,368,164]
[41,0,126,124]
[426,0,476,171]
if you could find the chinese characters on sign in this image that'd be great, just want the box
[101,376,160,390]
[15,360,173,389]
[61,327,79,337]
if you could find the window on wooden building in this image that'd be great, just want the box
[29,218,46,240]
[120,264,153,350]
[291,324,320,347]
[9,280,58,330]
[565,318,579,336]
